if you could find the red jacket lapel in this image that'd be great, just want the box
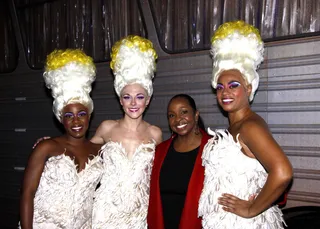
[147,134,172,229]
[179,129,210,229]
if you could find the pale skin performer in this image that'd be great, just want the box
[90,82,162,156]
[91,35,162,229]
[91,35,162,152]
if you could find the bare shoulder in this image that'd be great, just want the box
[92,120,120,144]
[31,137,63,159]
[97,120,119,132]
[146,123,162,145]
[239,113,271,143]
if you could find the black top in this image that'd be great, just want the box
[159,141,199,229]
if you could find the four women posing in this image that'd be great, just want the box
[20,21,292,229]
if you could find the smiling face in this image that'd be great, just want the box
[216,69,252,113]
[167,96,199,137]
[120,83,150,119]
[61,103,90,139]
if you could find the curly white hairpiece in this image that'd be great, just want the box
[211,21,264,101]
[43,49,96,122]
[110,35,157,97]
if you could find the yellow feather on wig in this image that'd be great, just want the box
[45,49,95,71]
[110,35,157,70]
[210,20,264,101]
[211,20,262,44]
[110,35,158,97]
[43,49,96,122]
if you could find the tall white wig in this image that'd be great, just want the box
[110,35,157,97]
[211,20,264,101]
[43,49,96,122]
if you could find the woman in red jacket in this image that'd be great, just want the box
[148,94,211,229]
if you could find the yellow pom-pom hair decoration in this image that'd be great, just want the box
[210,20,264,101]
[110,35,158,97]
[43,49,96,122]
[45,49,95,71]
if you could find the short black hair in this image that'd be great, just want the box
[167,94,205,130]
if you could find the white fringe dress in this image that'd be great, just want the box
[198,129,285,229]
[92,141,155,229]
[20,154,103,229]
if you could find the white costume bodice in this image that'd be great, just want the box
[92,140,156,229]
[198,129,285,229]
[24,153,103,229]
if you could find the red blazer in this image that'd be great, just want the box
[148,129,211,229]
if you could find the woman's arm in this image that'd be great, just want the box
[219,118,293,218]
[90,120,114,144]
[20,141,53,229]
[149,125,163,146]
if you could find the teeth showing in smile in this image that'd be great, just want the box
[177,124,187,129]
[222,99,233,103]
[72,126,82,131]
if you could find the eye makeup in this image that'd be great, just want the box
[122,95,131,100]
[64,112,74,118]
[228,81,241,89]
[216,81,241,90]
[78,111,87,117]
[136,94,145,100]
[216,84,224,90]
